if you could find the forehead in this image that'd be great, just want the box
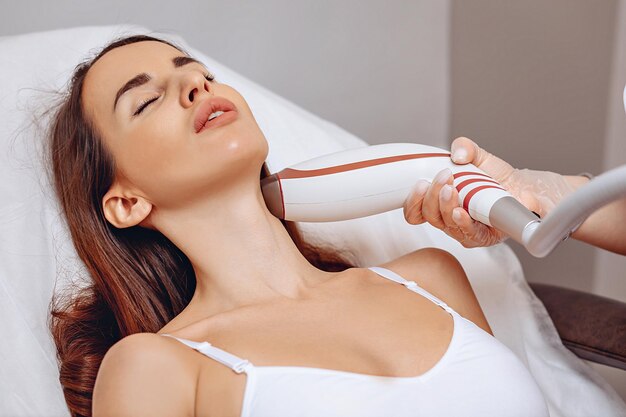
[82,41,183,112]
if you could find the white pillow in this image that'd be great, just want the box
[1,25,624,417]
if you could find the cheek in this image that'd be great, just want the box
[114,116,196,192]
[112,114,240,206]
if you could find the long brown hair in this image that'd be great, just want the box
[46,34,355,417]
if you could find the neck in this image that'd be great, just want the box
[154,181,338,321]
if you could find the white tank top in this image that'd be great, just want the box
[162,266,549,417]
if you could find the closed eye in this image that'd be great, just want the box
[132,71,214,117]
[133,96,159,116]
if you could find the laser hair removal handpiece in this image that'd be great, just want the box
[260,143,626,258]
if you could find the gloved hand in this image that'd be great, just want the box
[402,136,579,248]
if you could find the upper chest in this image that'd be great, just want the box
[187,272,454,417]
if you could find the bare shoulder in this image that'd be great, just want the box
[380,248,493,336]
[93,332,197,417]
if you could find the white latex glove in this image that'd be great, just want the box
[403,137,579,248]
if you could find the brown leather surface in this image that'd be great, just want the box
[528,282,626,370]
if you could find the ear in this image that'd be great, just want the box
[102,183,153,229]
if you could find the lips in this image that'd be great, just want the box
[194,97,238,133]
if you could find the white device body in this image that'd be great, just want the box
[267,143,511,225]
[261,142,626,258]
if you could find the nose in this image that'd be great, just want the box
[180,71,211,107]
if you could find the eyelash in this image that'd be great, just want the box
[133,72,216,116]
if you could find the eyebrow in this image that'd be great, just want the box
[113,55,205,111]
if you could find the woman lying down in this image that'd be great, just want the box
[47,34,550,417]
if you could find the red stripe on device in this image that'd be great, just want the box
[455,178,501,193]
[462,185,506,211]
[453,171,492,180]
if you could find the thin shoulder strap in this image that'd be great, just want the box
[161,334,251,374]
[367,266,455,314]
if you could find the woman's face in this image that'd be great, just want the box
[82,40,269,214]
